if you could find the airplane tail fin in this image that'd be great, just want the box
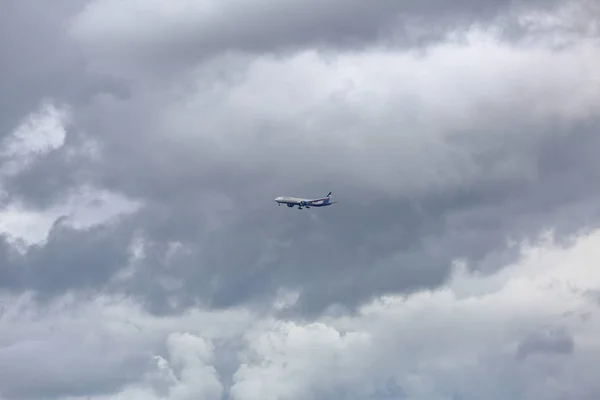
[324,191,332,204]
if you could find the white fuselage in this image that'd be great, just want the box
[275,196,304,205]
[274,193,334,209]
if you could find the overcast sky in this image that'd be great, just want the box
[1,0,600,399]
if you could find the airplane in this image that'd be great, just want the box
[275,192,336,209]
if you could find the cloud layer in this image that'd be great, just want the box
[1,0,600,398]
[3,228,600,399]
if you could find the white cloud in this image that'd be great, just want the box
[227,228,600,399]
[2,227,600,399]
[516,0,600,43]
[0,101,142,248]
[102,333,224,400]
[0,292,254,400]
[0,101,69,177]
[230,321,372,400]
[165,333,224,399]
[0,185,142,247]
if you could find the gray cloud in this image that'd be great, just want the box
[2,0,600,398]
[0,332,149,399]
[516,326,575,360]
[69,0,567,79]
[68,64,600,316]
[0,0,127,138]
[1,0,600,317]
[0,217,133,300]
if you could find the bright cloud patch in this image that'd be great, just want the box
[0,101,70,177]
[0,186,141,247]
